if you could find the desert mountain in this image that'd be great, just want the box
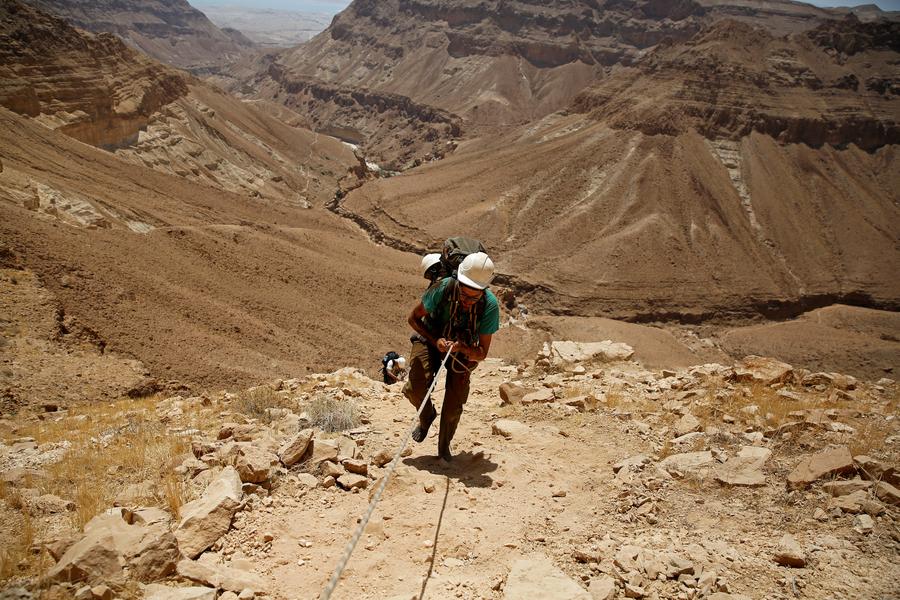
[229,0,894,168]
[0,1,429,392]
[22,0,253,73]
[339,17,900,321]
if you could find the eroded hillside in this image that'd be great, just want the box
[22,0,253,73]
[337,18,900,324]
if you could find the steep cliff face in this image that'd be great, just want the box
[24,0,253,73]
[571,19,899,151]
[0,1,189,149]
[236,0,884,168]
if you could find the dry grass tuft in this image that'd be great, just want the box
[306,394,360,433]
[15,397,193,529]
[847,418,895,458]
[603,386,626,410]
[0,509,34,580]
[233,386,295,424]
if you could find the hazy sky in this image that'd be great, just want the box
[190,0,899,15]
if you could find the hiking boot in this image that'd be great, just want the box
[412,409,436,443]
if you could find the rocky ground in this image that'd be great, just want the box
[1,336,898,600]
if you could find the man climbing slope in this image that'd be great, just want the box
[403,252,500,461]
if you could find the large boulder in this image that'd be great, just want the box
[44,507,178,586]
[545,341,634,367]
[504,554,590,599]
[175,467,243,559]
[787,446,855,488]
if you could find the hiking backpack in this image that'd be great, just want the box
[438,236,486,279]
[381,351,400,368]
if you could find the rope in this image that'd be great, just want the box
[318,347,454,600]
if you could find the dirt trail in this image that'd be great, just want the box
[216,362,633,599]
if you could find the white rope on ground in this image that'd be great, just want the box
[319,348,453,600]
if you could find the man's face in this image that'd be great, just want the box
[459,284,483,307]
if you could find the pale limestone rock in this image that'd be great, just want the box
[144,585,216,600]
[499,382,532,406]
[787,446,854,488]
[773,534,806,567]
[231,444,278,484]
[278,429,314,467]
[371,449,393,467]
[322,462,343,478]
[547,340,634,366]
[713,446,771,487]
[801,372,856,390]
[521,388,555,405]
[504,554,590,599]
[874,481,900,505]
[614,545,643,572]
[613,455,650,473]
[337,435,357,462]
[659,451,714,475]
[588,575,616,600]
[674,414,702,437]
[307,439,339,467]
[854,514,874,534]
[854,455,900,485]
[558,396,586,412]
[295,473,318,488]
[342,458,368,475]
[492,419,529,439]
[176,559,266,594]
[822,480,872,497]
[176,467,242,559]
[337,474,368,490]
[732,356,793,385]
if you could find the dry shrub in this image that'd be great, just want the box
[306,393,360,433]
[233,386,294,424]
[161,471,187,516]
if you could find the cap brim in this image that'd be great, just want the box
[457,272,486,290]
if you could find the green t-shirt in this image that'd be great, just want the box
[422,278,500,336]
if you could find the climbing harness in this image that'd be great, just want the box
[318,347,454,600]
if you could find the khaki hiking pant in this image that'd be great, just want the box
[402,339,472,454]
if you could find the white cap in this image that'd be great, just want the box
[421,253,441,276]
[457,252,494,290]
[397,356,406,368]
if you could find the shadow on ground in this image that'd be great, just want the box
[403,450,498,488]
